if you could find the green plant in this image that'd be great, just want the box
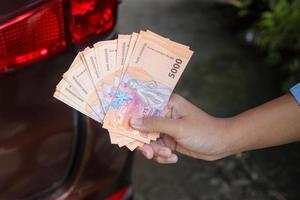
[226,0,269,15]
[255,0,300,91]
[232,0,300,91]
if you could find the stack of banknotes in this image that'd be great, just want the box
[54,30,193,151]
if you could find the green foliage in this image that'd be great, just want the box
[227,0,269,16]
[255,0,300,52]
[233,0,300,91]
[255,0,300,91]
[226,0,252,9]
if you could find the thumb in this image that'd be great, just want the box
[130,116,181,138]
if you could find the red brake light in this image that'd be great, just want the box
[0,0,66,73]
[69,0,117,43]
[105,187,129,200]
[0,0,118,74]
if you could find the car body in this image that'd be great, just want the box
[0,0,133,199]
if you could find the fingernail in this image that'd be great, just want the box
[130,117,143,128]
[169,154,178,163]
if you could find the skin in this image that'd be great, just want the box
[129,94,300,164]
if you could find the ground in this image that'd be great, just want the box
[118,1,300,199]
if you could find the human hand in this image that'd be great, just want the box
[129,94,238,164]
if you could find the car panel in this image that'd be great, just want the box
[0,0,131,199]
[0,0,46,23]
[0,52,75,199]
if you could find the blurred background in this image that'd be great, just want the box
[118,0,300,199]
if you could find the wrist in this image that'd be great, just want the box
[226,114,254,154]
[217,116,246,156]
[205,116,240,157]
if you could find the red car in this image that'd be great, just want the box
[0,0,133,199]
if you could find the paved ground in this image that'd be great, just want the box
[118,1,300,199]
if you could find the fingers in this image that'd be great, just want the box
[130,116,182,138]
[138,142,178,164]
[150,141,172,157]
[132,94,194,164]
[154,154,178,164]
[138,142,172,159]
[138,144,154,159]
[129,94,192,137]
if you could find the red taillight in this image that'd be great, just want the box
[69,0,117,43]
[0,0,117,74]
[105,187,129,200]
[0,0,66,73]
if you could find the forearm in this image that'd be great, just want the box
[230,94,300,153]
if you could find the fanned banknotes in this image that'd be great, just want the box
[54,30,193,151]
